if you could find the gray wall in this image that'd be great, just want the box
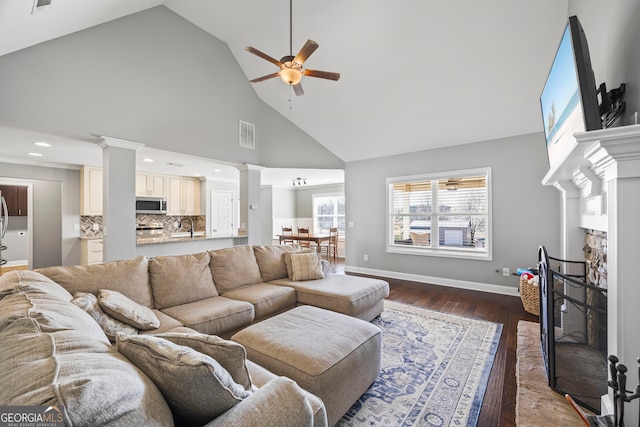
[0,6,343,171]
[0,162,80,267]
[344,132,560,291]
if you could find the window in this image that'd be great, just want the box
[387,168,491,260]
[313,194,345,235]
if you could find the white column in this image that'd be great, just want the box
[99,136,143,262]
[582,127,640,423]
[237,164,263,245]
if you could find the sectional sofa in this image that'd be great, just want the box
[0,244,390,426]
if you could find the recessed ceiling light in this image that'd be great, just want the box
[194,173,202,177]
[142,158,154,162]
[213,169,222,173]
[34,141,51,147]
[28,152,43,157]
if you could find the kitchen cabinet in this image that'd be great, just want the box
[81,239,103,265]
[135,173,166,198]
[80,166,103,215]
[0,185,28,216]
[167,176,200,215]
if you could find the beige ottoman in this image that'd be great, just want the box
[231,305,382,426]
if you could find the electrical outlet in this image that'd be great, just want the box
[364,254,369,261]
[502,267,510,276]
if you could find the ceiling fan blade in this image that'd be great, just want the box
[292,82,305,96]
[304,69,341,81]
[245,46,281,66]
[249,72,280,83]
[293,39,319,64]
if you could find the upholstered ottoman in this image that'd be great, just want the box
[231,305,382,426]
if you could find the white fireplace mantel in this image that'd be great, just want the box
[542,124,640,421]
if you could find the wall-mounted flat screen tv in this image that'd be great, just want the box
[540,15,601,169]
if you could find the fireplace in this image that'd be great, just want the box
[538,244,608,413]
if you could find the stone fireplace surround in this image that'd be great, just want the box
[542,124,640,422]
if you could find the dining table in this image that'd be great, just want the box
[277,232,331,246]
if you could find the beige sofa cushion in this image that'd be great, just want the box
[160,296,254,336]
[157,332,252,390]
[117,334,251,425]
[36,256,154,308]
[149,252,218,309]
[209,246,263,293]
[71,292,138,342]
[253,245,300,282]
[0,270,173,426]
[269,274,390,319]
[98,289,160,330]
[221,283,297,321]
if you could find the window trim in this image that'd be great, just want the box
[386,167,492,261]
[312,192,345,235]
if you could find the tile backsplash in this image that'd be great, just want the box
[81,215,206,238]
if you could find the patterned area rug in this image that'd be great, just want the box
[337,300,502,427]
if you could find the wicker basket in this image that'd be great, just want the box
[519,275,540,316]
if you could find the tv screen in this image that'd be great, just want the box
[540,15,601,169]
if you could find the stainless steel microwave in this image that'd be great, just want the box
[136,197,167,214]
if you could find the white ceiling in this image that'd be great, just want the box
[0,0,569,184]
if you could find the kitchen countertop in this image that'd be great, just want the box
[79,233,247,244]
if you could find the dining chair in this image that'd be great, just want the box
[320,227,339,260]
[281,226,295,245]
[297,227,312,248]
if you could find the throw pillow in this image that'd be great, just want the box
[98,289,160,330]
[283,249,316,279]
[70,292,137,342]
[116,334,251,425]
[289,252,325,281]
[156,332,252,390]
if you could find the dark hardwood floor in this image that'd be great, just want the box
[327,258,538,426]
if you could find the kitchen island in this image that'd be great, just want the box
[136,233,248,258]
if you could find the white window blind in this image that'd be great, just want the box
[387,168,491,260]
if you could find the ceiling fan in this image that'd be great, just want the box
[244,0,340,96]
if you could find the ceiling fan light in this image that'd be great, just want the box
[280,66,302,85]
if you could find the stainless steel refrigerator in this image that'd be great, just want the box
[0,190,7,269]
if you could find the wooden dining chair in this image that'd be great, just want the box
[281,226,295,245]
[297,227,312,248]
[320,227,339,260]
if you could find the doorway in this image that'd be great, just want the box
[211,190,234,237]
[0,181,33,271]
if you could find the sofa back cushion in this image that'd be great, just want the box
[209,246,263,293]
[0,270,173,426]
[36,256,154,308]
[149,252,218,309]
[253,245,300,282]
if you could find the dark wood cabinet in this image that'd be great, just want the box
[0,185,28,216]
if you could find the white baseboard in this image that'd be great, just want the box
[345,265,520,297]
[2,260,29,268]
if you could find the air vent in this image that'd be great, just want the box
[239,120,255,150]
[32,0,53,14]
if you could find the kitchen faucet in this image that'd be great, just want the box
[181,217,194,238]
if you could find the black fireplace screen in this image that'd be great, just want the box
[538,246,608,413]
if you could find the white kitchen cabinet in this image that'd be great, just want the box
[81,239,103,265]
[80,166,103,215]
[167,175,200,215]
[135,173,166,198]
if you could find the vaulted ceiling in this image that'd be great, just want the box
[0,0,569,169]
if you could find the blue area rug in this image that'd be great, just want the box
[337,300,502,427]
